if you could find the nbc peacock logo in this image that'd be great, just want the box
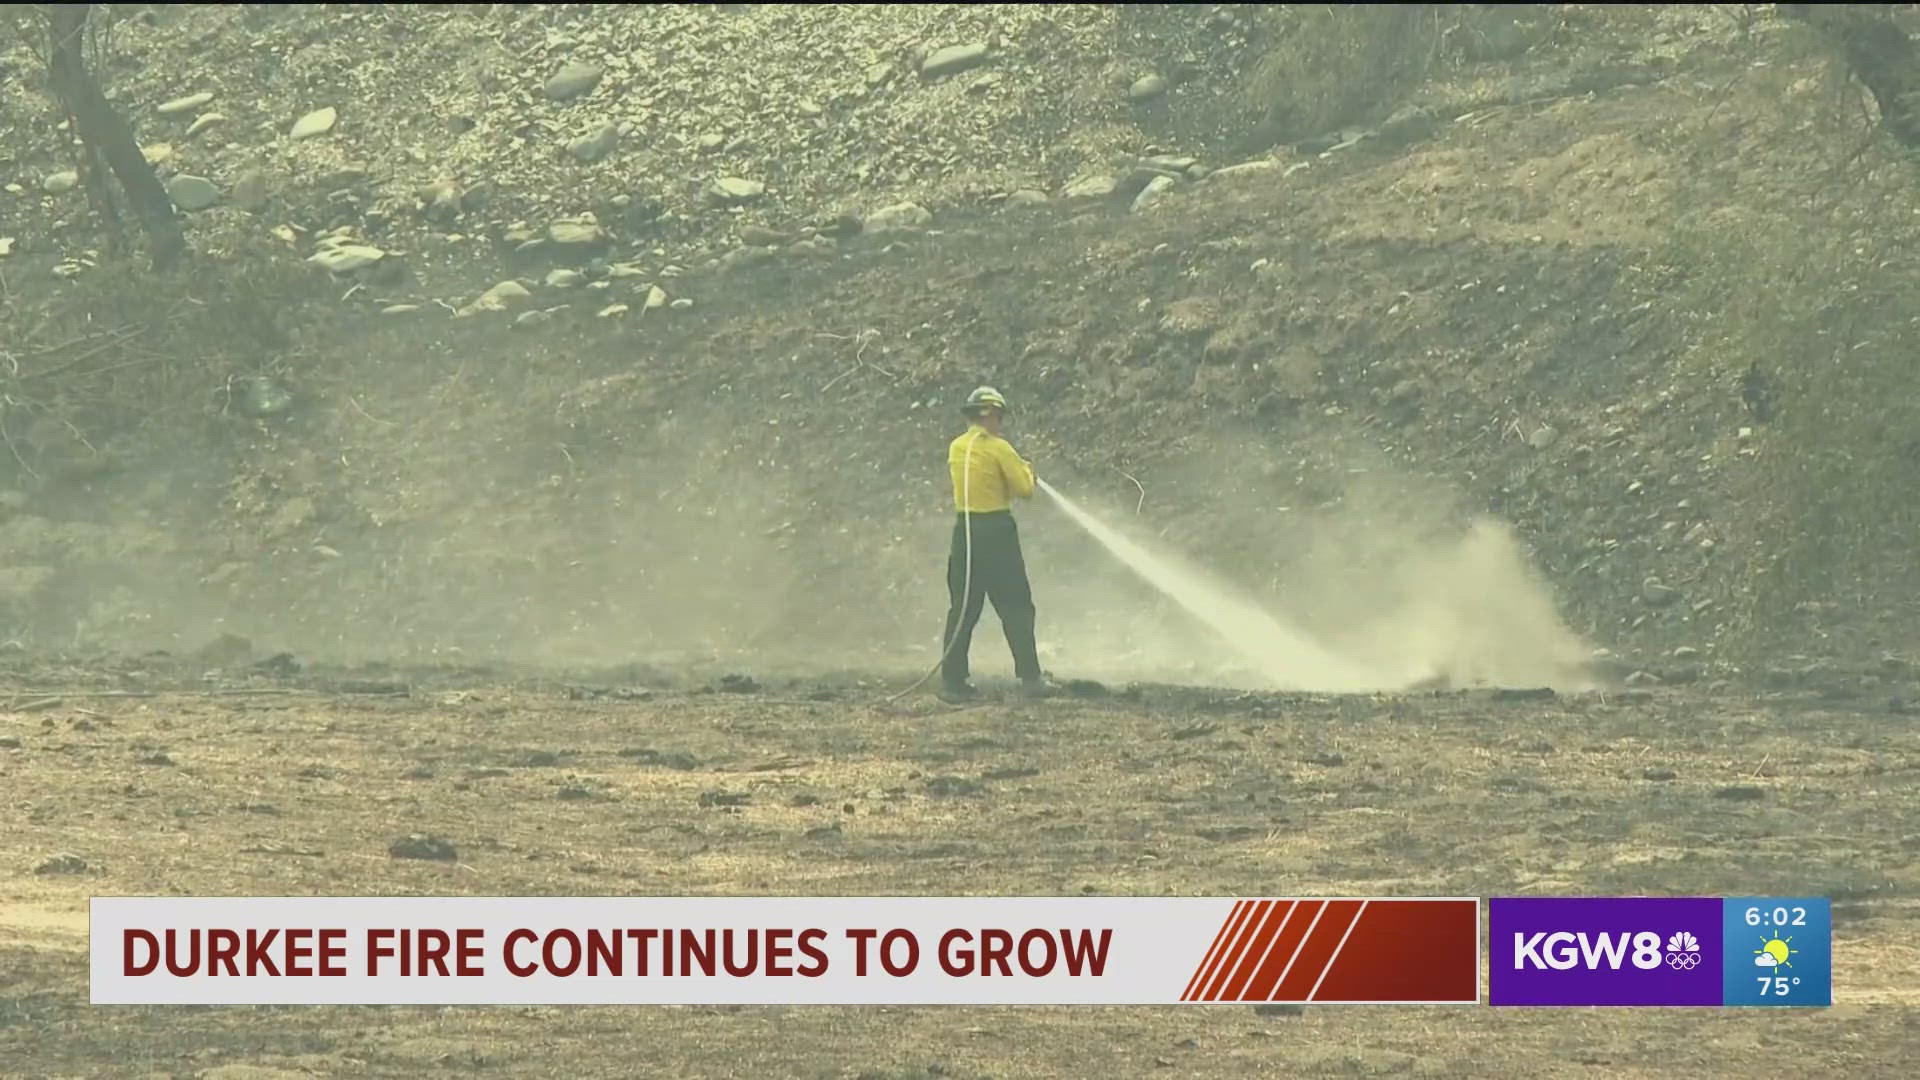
[1664,931,1701,970]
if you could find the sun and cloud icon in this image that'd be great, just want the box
[1753,935,1796,968]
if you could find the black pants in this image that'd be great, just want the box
[941,510,1041,685]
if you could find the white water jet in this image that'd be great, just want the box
[1037,478,1390,692]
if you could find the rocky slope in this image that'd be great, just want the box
[3,5,1918,686]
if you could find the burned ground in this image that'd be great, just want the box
[5,5,1920,1076]
[3,662,1918,1075]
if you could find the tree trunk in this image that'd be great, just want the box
[1782,3,1920,149]
[45,4,186,270]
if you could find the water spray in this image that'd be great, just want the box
[1036,478,1384,692]
[893,437,1387,699]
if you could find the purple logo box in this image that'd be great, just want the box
[1490,898,1724,1006]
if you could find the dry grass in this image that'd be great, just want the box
[1,670,1917,1075]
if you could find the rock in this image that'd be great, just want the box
[1672,646,1701,660]
[1005,189,1048,207]
[230,170,271,210]
[317,165,370,189]
[669,297,693,310]
[697,132,726,152]
[307,244,385,273]
[567,121,619,163]
[423,179,462,224]
[921,43,989,79]
[817,212,864,238]
[707,177,765,205]
[1132,173,1177,213]
[1207,159,1283,183]
[545,60,604,101]
[789,235,835,258]
[165,174,221,211]
[0,237,13,258]
[1128,73,1168,101]
[1641,578,1680,607]
[644,284,668,310]
[43,170,79,195]
[1623,670,1660,686]
[1141,154,1199,175]
[547,218,607,247]
[142,144,174,166]
[34,853,89,875]
[1527,424,1557,449]
[597,303,628,318]
[288,106,337,140]
[864,60,896,90]
[185,112,226,139]
[545,268,586,289]
[719,245,777,272]
[157,91,214,115]
[738,224,791,246]
[1061,174,1117,201]
[456,279,532,317]
[389,834,457,861]
[863,200,931,234]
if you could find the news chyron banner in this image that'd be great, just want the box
[89,897,1479,1006]
[1490,897,1832,1007]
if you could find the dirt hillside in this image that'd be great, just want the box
[6,8,1920,1079]
[2,4,1918,689]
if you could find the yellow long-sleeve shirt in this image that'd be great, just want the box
[949,424,1035,512]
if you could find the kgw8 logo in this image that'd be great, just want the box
[1511,930,1702,971]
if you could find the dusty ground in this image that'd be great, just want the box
[3,659,1916,1078]
[4,15,1920,1074]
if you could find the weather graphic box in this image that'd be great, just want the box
[1489,897,1831,1007]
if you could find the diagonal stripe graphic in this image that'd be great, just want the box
[1273,899,1363,1001]
[1182,898,1478,1004]
[1265,899,1331,1000]
[1231,900,1300,1001]
[1218,899,1295,1001]
[1187,900,1257,1001]
[1306,899,1369,1001]
[1242,899,1326,1000]
[1308,899,1478,1003]
[1182,900,1249,1001]
[1201,899,1273,1001]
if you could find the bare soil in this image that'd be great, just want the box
[3,662,1917,1077]
[5,8,1920,1074]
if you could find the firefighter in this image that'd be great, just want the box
[939,386,1047,701]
